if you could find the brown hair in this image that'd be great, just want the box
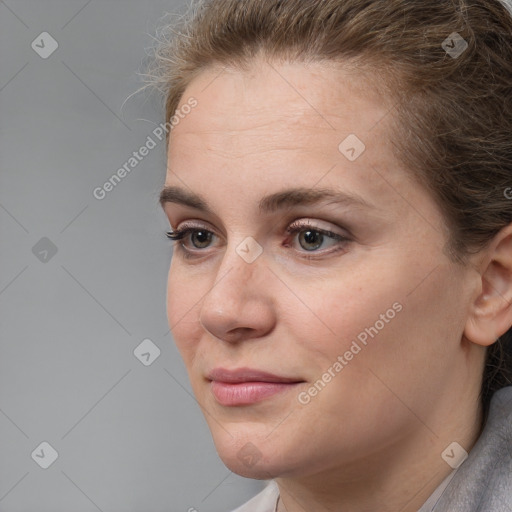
[143,0,512,424]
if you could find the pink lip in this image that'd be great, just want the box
[207,367,305,406]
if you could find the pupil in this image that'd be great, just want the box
[192,231,211,248]
[300,230,323,250]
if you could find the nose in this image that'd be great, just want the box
[198,242,276,344]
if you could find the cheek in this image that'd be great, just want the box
[277,263,458,452]
[166,263,202,358]
[291,255,454,383]
[307,258,464,407]
[288,261,406,356]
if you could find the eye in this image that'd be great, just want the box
[291,228,330,251]
[165,220,351,259]
[166,226,216,249]
[284,220,350,257]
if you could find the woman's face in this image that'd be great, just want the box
[161,58,476,479]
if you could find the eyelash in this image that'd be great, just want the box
[165,221,350,260]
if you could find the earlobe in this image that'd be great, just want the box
[463,225,512,347]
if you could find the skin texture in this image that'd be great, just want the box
[161,57,512,512]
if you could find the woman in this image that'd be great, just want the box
[146,0,512,510]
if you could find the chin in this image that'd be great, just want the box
[221,455,278,479]
[210,427,301,480]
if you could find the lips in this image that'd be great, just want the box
[207,367,305,406]
[207,367,303,384]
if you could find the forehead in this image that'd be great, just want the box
[168,58,393,155]
[162,58,424,224]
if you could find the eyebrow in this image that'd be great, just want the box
[159,185,376,214]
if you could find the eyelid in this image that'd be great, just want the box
[173,220,215,232]
[286,218,349,237]
[167,220,220,243]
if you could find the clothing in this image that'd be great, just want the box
[434,386,512,511]
[230,473,457,512]
[231,481,278,512]
[501,0,512,17]
[230,386,512,511]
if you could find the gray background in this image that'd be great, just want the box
[0,1,264,510]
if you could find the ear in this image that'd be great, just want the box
[464,223,512,347]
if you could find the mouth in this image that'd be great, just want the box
[207,367,306,406]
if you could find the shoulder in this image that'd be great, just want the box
[436,386,512,511]
[229,481,279,512]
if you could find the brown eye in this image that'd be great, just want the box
[190,230,213,249]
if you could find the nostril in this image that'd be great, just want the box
[222,327,257,344]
